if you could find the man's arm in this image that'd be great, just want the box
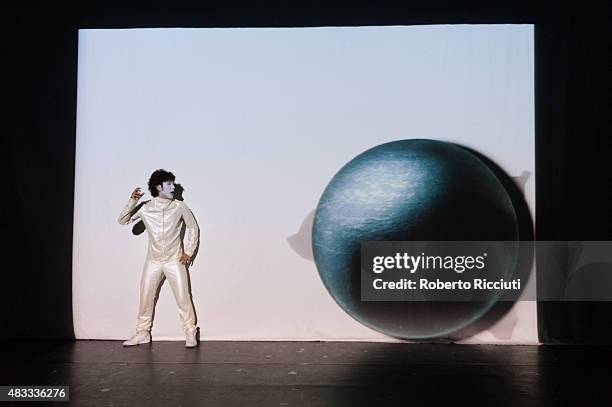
[180,202,199,261]
[118,188,144,225]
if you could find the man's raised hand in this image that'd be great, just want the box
[131,187,145,200]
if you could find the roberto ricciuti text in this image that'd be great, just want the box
[372,278,521,291]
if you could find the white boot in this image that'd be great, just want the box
[185,327,199,348]
[123,331,151,347]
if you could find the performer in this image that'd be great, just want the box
[118,169,200,348]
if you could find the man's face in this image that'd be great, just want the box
[156,181,175,199]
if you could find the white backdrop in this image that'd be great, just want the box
[74,25,536,343]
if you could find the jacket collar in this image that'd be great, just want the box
[153,196,174,206]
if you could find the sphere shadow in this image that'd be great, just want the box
[331,343,525,406]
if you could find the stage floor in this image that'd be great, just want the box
[1,340,610,406]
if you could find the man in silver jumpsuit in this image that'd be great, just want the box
[118,169,200,348]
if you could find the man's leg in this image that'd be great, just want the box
[124,259,164,346]
[163,260,197,346]
[135,259,165,332]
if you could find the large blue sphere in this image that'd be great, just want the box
[312,139,519,339]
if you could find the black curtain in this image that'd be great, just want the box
[535,3,612,343]
[2,1,610,342]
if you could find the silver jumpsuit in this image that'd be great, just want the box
[118,196,199,333]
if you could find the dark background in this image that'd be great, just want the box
[2,1,610,343]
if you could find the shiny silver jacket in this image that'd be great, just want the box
[118,196,199,262]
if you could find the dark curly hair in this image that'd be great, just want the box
[148,169,176,197]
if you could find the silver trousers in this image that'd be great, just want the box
[135,259,196,332]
